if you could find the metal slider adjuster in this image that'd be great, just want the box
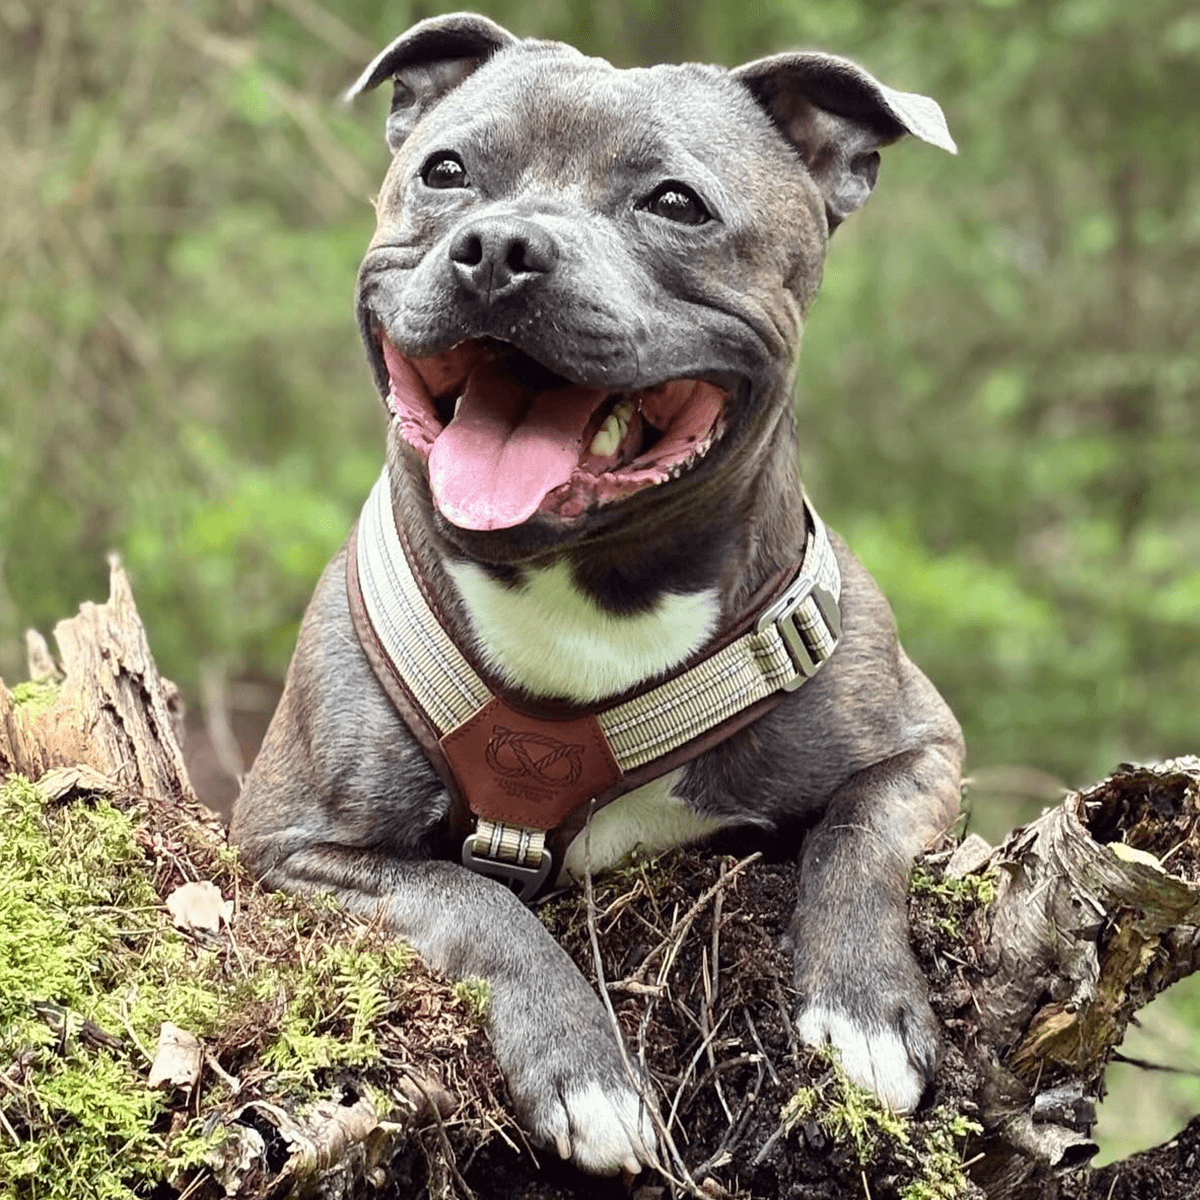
[756,575,842,691]
[462,819,553,901]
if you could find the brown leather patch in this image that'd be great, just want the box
[440,696,623,829]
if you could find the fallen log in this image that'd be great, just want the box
[0,562,1196,1199]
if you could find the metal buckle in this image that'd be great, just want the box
[462,835,553,902]
[755,576,841,691]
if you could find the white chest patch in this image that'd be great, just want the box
[444,560,721,703]
[559,770,729,883]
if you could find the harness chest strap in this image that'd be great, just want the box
[346,471,842,897]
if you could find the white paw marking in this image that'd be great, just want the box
[796,1004,925,1113]
[537,1080,658,1175]
[560,770,731,883]
[446,559,719,702]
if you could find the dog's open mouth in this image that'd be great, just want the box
[380,336,727,531]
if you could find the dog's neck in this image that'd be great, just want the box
[386,416,809,705]
[444,558,721,703]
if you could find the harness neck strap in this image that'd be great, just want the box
[347,471,841,897]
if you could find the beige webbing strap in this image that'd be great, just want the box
[355,470,841,897]
[355,470,842,774]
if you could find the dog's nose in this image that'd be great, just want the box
[448,217,558,301]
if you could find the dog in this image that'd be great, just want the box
[232,13,963,1177]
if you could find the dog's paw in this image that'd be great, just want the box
[522,1076,658,1175]
[487,976,659,1175]
[795,993,939,1113]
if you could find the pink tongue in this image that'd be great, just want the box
[428,359,606,530]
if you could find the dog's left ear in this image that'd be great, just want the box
[346,14,518,153]
[732,53,956,231]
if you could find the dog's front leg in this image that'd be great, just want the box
[263,845,657,1174]
[789,733,961,1112]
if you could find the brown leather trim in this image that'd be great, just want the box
[440,696,623,830]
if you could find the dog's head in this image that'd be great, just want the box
[349,15,953,562]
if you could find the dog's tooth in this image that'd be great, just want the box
[589,400,632,458]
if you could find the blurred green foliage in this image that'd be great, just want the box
[3,0,1197,794]
[0,0,1197,1164]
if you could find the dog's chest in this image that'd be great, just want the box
[444,560,720,703]
[558,769,727,882]
[443,560,732,875]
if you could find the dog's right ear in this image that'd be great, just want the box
[346,14,517,153]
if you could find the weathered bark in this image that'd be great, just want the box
[2,565,1198,1199]
[958,760,1200,1198]
[0,555,193,806]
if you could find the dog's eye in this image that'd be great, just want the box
[422,152,469,190]
[643,182,710,226]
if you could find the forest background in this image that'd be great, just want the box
[1,0,1197,1170]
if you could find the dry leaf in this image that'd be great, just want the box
[167,880,233,933]
[147,1021,203,1093]
[36,765,117,802]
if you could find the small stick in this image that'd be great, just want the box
[583,808,702,1195]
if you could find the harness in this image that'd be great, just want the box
[346,471,842,899]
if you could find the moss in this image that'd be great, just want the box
[0,774,435,1197]
[453,976,492,1023]
[910,863,997,939]
[900,1111,985,1200]
[0,775,174,1196]
[782,1047,981,1197]
[8,680,61,714]
[782,1047,909,1161]
[262,941,412,1085]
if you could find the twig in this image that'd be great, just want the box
[0,1104,19,1147]
[203,1050,242,1095]
[175,1169,215,1200]
[635,854,761,986]
[607,979,666,997]
[699,946,733,1123]
[693,1057,764,1177]
[583,808,702,1196]
[751,1122,786,1167]
[666,1011,729,1137]
[1111,1051,1200,1077]
[403,1067,475,1200]
[744,1011,781,1087]
[711,860,725,1011]
[771,978,800,1064]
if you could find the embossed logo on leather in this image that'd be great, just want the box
[485,726,584,787]
[440,696,623,828]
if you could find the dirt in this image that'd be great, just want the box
[444,849,988,1200]
[1063,1114,1200,1200]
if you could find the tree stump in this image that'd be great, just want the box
[0,555,193,807]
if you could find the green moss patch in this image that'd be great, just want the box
[783,1048,983,1199]
[0,774,505,1199]
[7,680,61,714]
